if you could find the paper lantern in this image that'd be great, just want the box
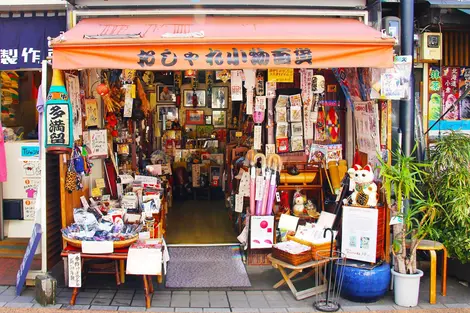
[96,83,109,96]
[44,69,73,154]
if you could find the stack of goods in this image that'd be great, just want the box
[0,71,19,122]
[272,241,311,265]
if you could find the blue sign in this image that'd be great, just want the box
[16,223,42,296]
[0,15,65,70]
[21,146,40,158]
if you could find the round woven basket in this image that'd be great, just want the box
[62,235,138,249]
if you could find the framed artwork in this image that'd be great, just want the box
[157,85,176,103]
[185,110,205,125]
[212,86,229,109]
[158,105,178,122]
[212,110,227,128]
[196,125,214,138]
[205,115,212,125]
[184,90,206,107]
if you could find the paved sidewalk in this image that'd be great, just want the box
[0,274,469,312]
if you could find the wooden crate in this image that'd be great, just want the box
[247,248,271,266]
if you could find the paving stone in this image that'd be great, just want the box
[171,295,190,307]
[208,291,226,296]
[147,308,175,312]
[392,305,423,310]
[228,291,246,296]
[175,308,203,312]
[132,299,148,307]
[73,297,93,305]
[90,305,119,311]
[173,291,190,295]
[96,290,117,298]
[286,307,315,312]
[1,287,17,296]
[152,296,172,307]
[0,286,8,294]
[190,294,209,307]
[117,289,136,294]
[203,309,231,312]
[133,294,147,300]
[444,303,470,308]
[0,296,16,302]
[246,291,264,296]
[418,303,446,309]
[209,297,229,308]
[92,298,113,305]
[118,306,146,311]
[229,300,251,308]
[259,309,287,313]
[267,301,289,308]
[231,309,260,313]
[0,302,5,308]
[11,295,34,303]
[62,304,91,310]
[58,291,74,297]
[32,304,63,309]
[19,289,36,297]
[112,299,132,306]
[191,291,209,295]
[4,303,34,308]
[117,292,135,300]
[77,291,97,298]
[366,304,395,311]
[56,297,72,305]
[248,299,270,309]
[154,293,172,299]
[339,305,369,312]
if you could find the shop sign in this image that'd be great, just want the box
[428,66,442,122]
[136,47,316,70]
[442,67,460,120]
[16,224,42,296]
[0,16,65,70]
[268,68,294,83]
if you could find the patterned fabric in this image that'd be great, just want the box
[0,119,7,182]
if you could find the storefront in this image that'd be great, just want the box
[45,12,395,302]
[0,10,65,284]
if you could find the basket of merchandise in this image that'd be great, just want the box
[272,241,312,265]
[61,208,142,249]
[287,233,336,261]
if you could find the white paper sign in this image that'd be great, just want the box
[246,91,254,115]
[254,125,262,150]
[89,129,108,159]
[235,194,244,213]
[65,73,82,140]
[231,70,243,101]
[127,247,162,275]
[123,85,133,118]
[239,171,250,197]
[255,176,265,201]
[82,241,114,254]
[265,144,276,158]
[278,214,299,232]
[135,175,159,186]
[317,211,336,229]
[250,216,274,249]
[255,96,267,111]
[23,178,40,199]
[23,199,36,220]
[192,164,201,187]
[68,253,82,288]
[266,82,276,98]
[80,196,89,209]
[22,160,41,177]
[342,206,378,263]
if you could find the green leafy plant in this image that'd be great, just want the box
[426,131,470,263]
[378,147,438,274]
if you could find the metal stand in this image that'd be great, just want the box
[313,228,346,313]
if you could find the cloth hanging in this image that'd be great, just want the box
[0,119,7,182]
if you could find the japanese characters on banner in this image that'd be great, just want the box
[0,16,65,70]
[65,74,82,140]
[459,68,470,119]
[353,101,380,166]
[342,206,378,263]
[231,70,243,101]
[85,99,99,127]
[428,66,442,122]
[300,69,314,140]
[442,67,460,120]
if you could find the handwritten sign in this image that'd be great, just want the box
[268,69,294,83]
[89,129,108,159]
[16,223,42,295]
[21,146,40,158]
[23,200,36,220]
[68,253,82,288]
[85,99,99,127]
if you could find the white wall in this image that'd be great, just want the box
[0,0,67,11]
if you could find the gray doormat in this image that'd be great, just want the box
[165,246,251,288]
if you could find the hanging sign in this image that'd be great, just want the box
[442,67,460,120]
[45,70,73,153]
[65,73,82,140]
[231,70,243,101]
[88,129,108,159]
[85,99,99,127]
[268,68,294,83]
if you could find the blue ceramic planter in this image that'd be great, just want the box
[339,262,391,303]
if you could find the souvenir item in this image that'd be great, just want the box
[326,107,340,143]
[45,69,73,153]
[289,94,302,107]
[256,72,265,96]
[254,153,266,216]
[290,136,304,152]
[347,164,378,207]
[312,75,325,94]
[276,123,288,138]
[276,137,289,153]
[290,106,302,122]
[276,107,287,123]
[265,154,282,216]
[315,105,326,141]
[276,95,289,107]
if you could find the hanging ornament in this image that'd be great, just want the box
[217,70,231,83]
[44,69,73,154]
[256,72,265,96]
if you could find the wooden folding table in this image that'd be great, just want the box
[268,254,329,300]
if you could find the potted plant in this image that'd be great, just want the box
[425,131,470,279]
[378,147,438,307]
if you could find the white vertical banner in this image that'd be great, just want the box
[231,70,243,101]
[68,253,82,288]
[65,73,82,140]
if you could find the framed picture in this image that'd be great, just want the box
[205,115,212,125]
[210,166,222,187]
[185,110,205,125]
[158,105,178,122]
[184,90,206,107]
[212,110,227,128]
[212,86,228,109]
[157,85,176,103]
[196,125,214,138]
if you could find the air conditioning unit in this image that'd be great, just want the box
[419,32,442,61]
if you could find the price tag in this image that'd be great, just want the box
[276,192,281,202]
[95,178,105,189]
[80,196,89,209]
[235,194,244,213]
[255,176,265,201]
[68,253,82,288]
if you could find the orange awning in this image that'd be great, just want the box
[51,16,395,70]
